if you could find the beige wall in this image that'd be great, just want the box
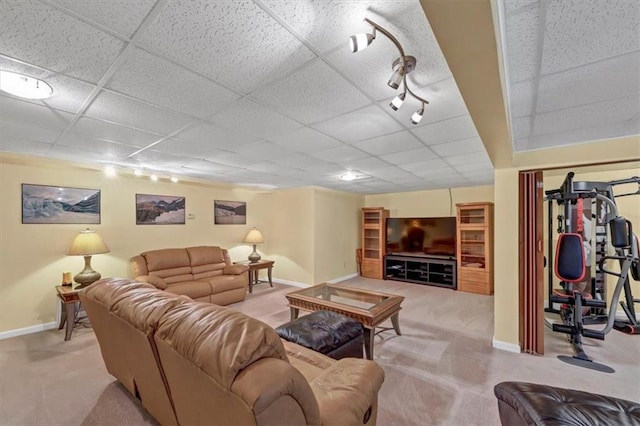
[365,185,494,217]
[313,187,364,283]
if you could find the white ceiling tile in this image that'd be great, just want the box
[311,145,369,163]
[0,57,96,114]
[228,141,293,159]
[429,137,486,157]
[504,6,540,83]
[0,0,125,84]
[0,120,63,144]
[84,90,195,134]
[537,52,640,113]
[271,154,320,168]
[533,94,640,137]
[138,0,316,93]
[453,162,494,173]
[47,144,125,164]
[174,122,258,152]
[107,48,240,119]
[56,133,137,159]
[411,167,461,178]
[541,0,640,75]
[208,98,303,140]
[131,149,196,168]
[412,115,479,146]
[250,59,370,124]
[1,96,74,131]
[243,161,281,174]
[181,159,242,174]
[505,0,538,15]
[367,166,415,180]
[379,147,438,165]
[353,130,423,155]
[49,0,155,38]
[460,169,495,180]
[70,117,161,148]
[443,151,492,166]
[345,157,390,173]
[399,158,450,173]
[0,136,52,155]
[151,138,232,160]
[303,161,345,175]
[511,116,531,140]
[509,80,534,118]
[312,105,404,143]
[268,127,343,153]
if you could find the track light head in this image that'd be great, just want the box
[349,32,375,53]
[387,68,404,90]
[411,105,425,125]
[390,92,406,111]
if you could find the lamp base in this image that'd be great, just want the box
[248,244,261,263]
[74,255,101,288]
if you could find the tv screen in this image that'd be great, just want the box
[386,217,456,258]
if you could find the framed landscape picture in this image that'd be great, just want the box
[214,200,246,225]
[22,184,101,224]
[136,194,185,225]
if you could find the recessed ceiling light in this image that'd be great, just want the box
[0,70,53,99]
[339,171,359,181]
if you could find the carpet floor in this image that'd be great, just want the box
[1,276,638,425]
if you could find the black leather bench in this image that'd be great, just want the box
[494,381,640,425]
[276,310,364,360]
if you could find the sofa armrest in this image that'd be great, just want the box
[310,358,384,425]
[135,275,168,290]
[231,357,321,426]
[224,264,249,275]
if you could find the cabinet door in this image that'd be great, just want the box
[459,228,486,269]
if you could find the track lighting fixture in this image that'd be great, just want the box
[350,18,429,125]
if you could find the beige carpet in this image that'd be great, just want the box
[1,277,638,425]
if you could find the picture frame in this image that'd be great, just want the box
[214,200,246,225]
[136,194,185,225]
[22,183,101,224]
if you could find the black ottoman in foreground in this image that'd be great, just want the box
[494,381,640,426]
[276,310,364,359]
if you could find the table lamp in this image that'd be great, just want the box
[243,227,264,263]
[67,228,110,288]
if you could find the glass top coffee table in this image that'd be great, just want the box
[285,283,404,359]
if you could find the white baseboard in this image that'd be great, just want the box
[492,338,521,353]
[273,273,359,288]
[327,273,359,283]
[0,321,58,340]
[272,278,308,288]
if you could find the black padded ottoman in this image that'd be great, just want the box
[494,381,640,426]
[275,310,364,360]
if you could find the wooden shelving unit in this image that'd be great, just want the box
[456,202,494,295]
[361,207,389,279]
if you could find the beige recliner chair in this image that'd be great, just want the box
[81,278,385,426]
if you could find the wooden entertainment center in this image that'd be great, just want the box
[362,204,494,294]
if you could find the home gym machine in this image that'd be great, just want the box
[544,172,639,372]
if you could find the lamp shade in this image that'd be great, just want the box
[243,227,264,244]
[67,229,110,256]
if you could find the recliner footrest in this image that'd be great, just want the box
[276,310,364,360]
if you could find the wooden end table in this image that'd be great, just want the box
[55,285,83,341]
[234,260,275,293]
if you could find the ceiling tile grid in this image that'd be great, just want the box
[0,0,125,84]
[1,96,74,132]
[311,104,405,143]
[70,117,163,148]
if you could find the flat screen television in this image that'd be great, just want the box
[386,217,456,258]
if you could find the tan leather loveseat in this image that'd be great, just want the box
[131,246,248,305]
[81,278,385,426]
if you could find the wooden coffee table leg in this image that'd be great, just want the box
[391,312,402,335]
[364,327,374,360]
[290,307,299,321]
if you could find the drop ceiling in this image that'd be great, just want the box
[0,1,637,194]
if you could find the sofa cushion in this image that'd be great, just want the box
[192,265,224,280]
[187,246,226,267]
[143,248,190,271]
[208,275,245,293]
[156,302,287,390]
[82,278,156,307]
[164,281,211,300]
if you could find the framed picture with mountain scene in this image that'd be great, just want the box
[136,194,185,225]
[22,184,101,224]
[214,200,246,225]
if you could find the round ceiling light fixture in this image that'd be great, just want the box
[0,70,53,99]
[339,171,359,181]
